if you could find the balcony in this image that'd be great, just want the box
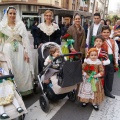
[79,6,88,12]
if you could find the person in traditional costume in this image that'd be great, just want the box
[37,10,61,73]
[67,13,86,58]
[78,48,104,111]
[0,63,24,119]
[94,35,110,65]
[0,6,34,96]
[86,13,103,48]
[94,35,110,87]
[101,25,119,98]
[37,10,61,46]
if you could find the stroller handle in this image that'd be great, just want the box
[0,74,14,80]
[53,52,82,62]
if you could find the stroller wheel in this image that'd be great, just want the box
[68,90,76,102]
[33,80,40,94]
[39,95,50,113]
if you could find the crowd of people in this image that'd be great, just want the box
[31,10,119,111]
[0,5,120,118]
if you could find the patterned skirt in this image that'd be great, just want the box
[78,79,104,104]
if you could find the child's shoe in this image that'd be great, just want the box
[92,104,99,111]
[17,107,24,113]
[1,113,10,119]
[82,102,88,107]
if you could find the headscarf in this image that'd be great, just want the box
[0,6,21,28]
[0,6,34,75]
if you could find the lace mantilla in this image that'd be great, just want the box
[38,22,59,36]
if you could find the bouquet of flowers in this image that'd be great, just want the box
[84,65,98,91]
[61,33,75,59]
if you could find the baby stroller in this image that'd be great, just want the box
[0,52,27,119]
[38,42,83,113]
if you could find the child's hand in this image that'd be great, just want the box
[48,60,52,63]
[86,75,89,79]
[94,75,98,78]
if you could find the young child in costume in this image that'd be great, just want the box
[94,35,110,66]
[78,48,104,111]
[44,46,61,84]
[0,64,24,119]
[94,35,110,86]
[101,25,119,99]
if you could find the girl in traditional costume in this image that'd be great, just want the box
[0,6,34,96]
[78,48,104,111]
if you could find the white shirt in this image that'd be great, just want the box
[106,39,119,64]
[86,23,100,46]
[93,23,100,36]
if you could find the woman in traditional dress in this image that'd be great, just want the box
[37,10,61,46]
[67,13,86,58]
[78,48,104,111]
[0,6,34,96]
[37,10,61,72]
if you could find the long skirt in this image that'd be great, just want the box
[3,43,33,96]
[78,79,104,104]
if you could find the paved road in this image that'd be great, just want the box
[23,32,120,120]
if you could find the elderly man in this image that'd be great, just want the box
[86,13,103,48]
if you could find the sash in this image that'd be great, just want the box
[0,32,22,52]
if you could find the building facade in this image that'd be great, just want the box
[0,0,93,28]
[0,0,62,29]
[88,0,109,19]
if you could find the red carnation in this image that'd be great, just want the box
[62,33,70,39]
[89,66,95,71]
[114,66,119,71]
[84,66,89,71]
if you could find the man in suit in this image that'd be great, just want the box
[86,13,103,48]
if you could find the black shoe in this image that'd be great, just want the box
[1,113,10,119]
[82,102,88,107]
[17,107,24,113]
[92,105,99,111]
[105,93,115,99]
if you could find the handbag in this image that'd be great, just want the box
[0,80,14,105]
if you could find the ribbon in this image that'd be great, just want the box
[65,39,74,48]
[87,71,98,92]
